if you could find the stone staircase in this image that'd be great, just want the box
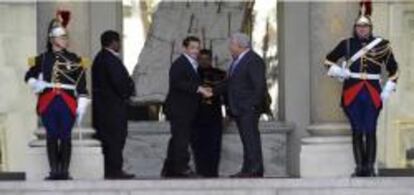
[1,177,414,194]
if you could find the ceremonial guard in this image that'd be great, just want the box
[324,1,398,177]
[25,11,90,180]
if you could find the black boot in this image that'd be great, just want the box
[59,139,73,180]
[365,132,377,177]
[45,137,59,180]
[351,132,366,177]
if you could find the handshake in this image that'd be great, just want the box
[197,86,213,98]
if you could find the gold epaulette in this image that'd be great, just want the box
[79,57,91,69]
[28,56,36,67]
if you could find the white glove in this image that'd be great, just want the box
[27,78,47,94]
[327,64,350,82]
[343,68,351,78]
[381,80,397,102]
[76,97,91,126]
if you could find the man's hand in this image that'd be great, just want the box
[197,86,213,98]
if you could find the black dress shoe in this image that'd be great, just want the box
[45,172,60,180]
[230,171,263,178]
[365,165,376,177]
[56,172,73,180]
[105,172,135,180]
[351,166,366,177]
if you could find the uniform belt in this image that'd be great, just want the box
[44,83,76,90]
[349,73,381,80]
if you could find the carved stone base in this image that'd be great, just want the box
[124,121,293,178]
[300,123,354,178]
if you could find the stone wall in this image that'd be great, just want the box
[132,1,248,103]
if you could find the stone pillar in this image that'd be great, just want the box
[278,1,311,177]
[309,2,359,124]
[301,2,360,178]
[279,1,361,177]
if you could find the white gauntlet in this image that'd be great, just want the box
[327,64,350,82]
[76,97,91,126]
[381,80,396,102]
[27,77,47,94]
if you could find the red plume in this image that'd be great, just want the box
[360,0,372,16]
[56,10,71,28]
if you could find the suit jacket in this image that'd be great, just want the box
[92,49,135,140]
[165,54,202,121]
[215,50,266,116]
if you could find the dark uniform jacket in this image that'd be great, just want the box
[25,50,88,115]
[325,35,398,109]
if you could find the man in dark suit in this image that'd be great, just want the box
[92,30,135,179]
[161,36,212,178]
[191,49,226,177]
[214,33,266,178]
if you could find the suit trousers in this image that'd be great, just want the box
[234,110,264,173]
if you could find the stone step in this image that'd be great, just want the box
[127,120,293,134]
[1,178,414,194]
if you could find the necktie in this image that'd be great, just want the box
[229,56,239,76]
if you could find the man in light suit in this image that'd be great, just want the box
[214,33,266,178]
